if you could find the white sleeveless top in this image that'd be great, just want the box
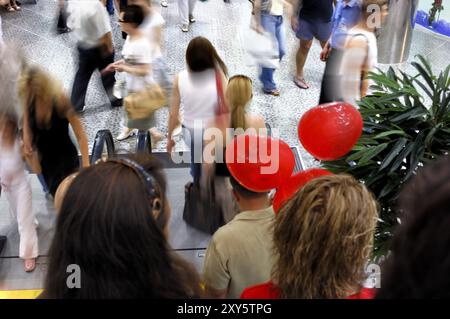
[178,69,218,129]
[339,28,378,107]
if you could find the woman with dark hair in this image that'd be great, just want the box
[103,5,164,144]
[376,156,450,299]
[241,174,379,299]
[20,66,89,197]
[129,0,169,92]
[42,154,201,298]
[167,36,228,184]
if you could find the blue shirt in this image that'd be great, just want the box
[330,0,362,49]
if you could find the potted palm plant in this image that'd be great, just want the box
[322,55,450,260]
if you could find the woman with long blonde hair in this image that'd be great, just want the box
[215,75,267,178]
[241,174,379,299]
[226,75,266,134]
[20,66,89,197]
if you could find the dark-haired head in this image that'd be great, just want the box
[43,154,200,298]
[120,5,145,28]
[376,156,450,299]
[229,176,267,200]
[185,36,228,76]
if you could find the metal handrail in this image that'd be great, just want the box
[290,146,306,173]
[90,130,115,164]
[136,130,152,154]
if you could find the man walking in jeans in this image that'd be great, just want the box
[253,0,292,96]
[67,0,122,113]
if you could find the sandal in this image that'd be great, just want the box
[24,258,36,272]
[12,4,21,10]
[293,76,310,89]
[263,89,280,96]
[5,4,15,11]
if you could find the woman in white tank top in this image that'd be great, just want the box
[167,37,228,183]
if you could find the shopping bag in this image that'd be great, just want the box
[124,83,167,120]
[243,28,280,69]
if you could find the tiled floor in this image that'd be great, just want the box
[2,1,449,167]
[1,0,450,293]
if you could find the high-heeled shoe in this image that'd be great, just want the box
[116,128,138,141]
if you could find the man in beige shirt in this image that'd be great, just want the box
[203,177,275,299]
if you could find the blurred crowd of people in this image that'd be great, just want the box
[2,0,449,300]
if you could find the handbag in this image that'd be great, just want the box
[124,83,167,120]
[182,176,226,235]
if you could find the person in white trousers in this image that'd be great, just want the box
[0,117,39,272]
[177,0,197,32]
[0,44,39,272]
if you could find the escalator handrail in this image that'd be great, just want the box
[136,130,152,154]
[91,129,115,164]
[265,123,272,137]
[290,146,306,173]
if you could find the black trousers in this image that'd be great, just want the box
[57,8,67,29]
[56,0,68,29]
[319,48,345,105]
[70,45,117,112]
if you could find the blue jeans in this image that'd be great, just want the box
[260,14,286,92]
[106,0,114,15]
[182,126,203,184]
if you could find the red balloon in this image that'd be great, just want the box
[298,102,363,161]
[273,168,333,213]
[226,134,295,192]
